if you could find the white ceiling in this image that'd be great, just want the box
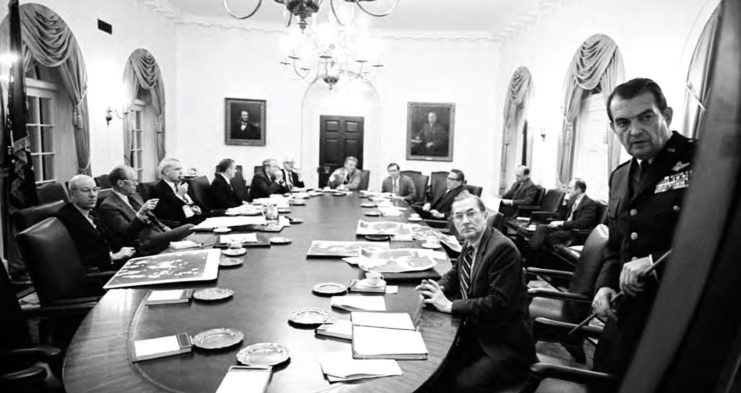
[169,0,555,36]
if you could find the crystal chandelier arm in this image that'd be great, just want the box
[222,0,263,20]
[329,0,348,26]
[354,0,399,17]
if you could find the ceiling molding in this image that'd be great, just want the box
[492,0,573,43]
[140,0,182,20]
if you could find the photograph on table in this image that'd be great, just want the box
[225,97,266,146]
[406,102,455,162]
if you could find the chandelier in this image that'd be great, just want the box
[223,0,399,32]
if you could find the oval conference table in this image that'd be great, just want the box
[63,193,460,393]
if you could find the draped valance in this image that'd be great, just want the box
[123,48,166,163]
[556,34,624,185]
[683,6,720,139]
[499,66,533,192]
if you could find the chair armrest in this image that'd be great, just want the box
[0,365,47,387]
[0,346,61,363]
[526,267,574,279]
[23,298,98,319]
[529,362,616,385]
[516,205,541,217]
[528,288,591,303]
[534,317,603,338]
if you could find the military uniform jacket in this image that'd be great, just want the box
[596,131,696,291]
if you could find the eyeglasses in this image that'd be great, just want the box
[447,177,460,181]
[452,209,481,222]
[123,178,139,185]
[71,187,101,193]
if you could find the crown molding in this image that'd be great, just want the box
[139,0,181,20]
[492,0,573,43]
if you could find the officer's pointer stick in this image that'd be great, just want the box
[568,249,673,336]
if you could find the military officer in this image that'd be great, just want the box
[591,78,696,387]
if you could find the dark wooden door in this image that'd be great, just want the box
[318,115,364,187]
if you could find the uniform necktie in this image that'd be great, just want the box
[459,246,475,299]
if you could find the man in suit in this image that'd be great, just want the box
[57,175,135,270]
[527,178,600,265]
[416,191,536,391]
[591,78,696,389]
[413,169,466,219]
[250,159,290,199]
[231,110,260,140]
[211,158,245,210]
[98,165,194,256]
[499,165,539,218]
[282,158,304,189]
[381,162,416,202]
[411,111,448,157]
[151,157,203,226]
[327,156,362,191]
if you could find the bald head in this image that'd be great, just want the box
[67,175,98,210]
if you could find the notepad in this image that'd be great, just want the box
[215,366,271,393]
[315,320,353,341]
[351,312,415,331]
[145,289,193,305]
[352,325,427,360]
[169,240,201,250]
[220,233,258,244]
[133,333,192,362]
[318,351,402,382]
[331,296,386,312]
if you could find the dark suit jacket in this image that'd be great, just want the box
[502,178,538,206]
[282,169,304,189]
[151,180,202,226]
[231,122,261,140]
[56,203,115,270]
[250,169,289,200]
[593,132,696,376]
[381,175,416,202]
[210,174,243,209]
[98,192,164,253]
[439,227,536,370]
[561,195,600,230]
[429,185,466,217]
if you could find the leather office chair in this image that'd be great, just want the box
[231,165,250,201]
[428,171,449,202]
[527,224,609,362]
[487,212,504,232]
[359,170,370,191]
[514,185,547,217]
[465,184,483,197]
[93,174,112,189]
[0,261,63,393]
[549,201,608,268]
[95,188,112,210]
[399,170,421,177]
[136,181,158,201]
[11,201,65,234]
[403,172,429,203]
[187,175,212,210]
[36,183,67,205]
[528,189,566,224]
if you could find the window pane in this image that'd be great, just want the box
[27,127,42,153]
[135,111,142,128]
[39,97,52,125]
[41,126,53,152]
[31,155,42,181]
[42,155,54,181]
[26,96,39,124]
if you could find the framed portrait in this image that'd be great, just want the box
[406,102,455,162]
[225,97,266,146]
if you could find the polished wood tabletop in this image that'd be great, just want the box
[63,194,460,393]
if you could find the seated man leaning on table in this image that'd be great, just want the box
[250,158,290,199]
[57,174,135,271]
[98,165,194,256]
[150,157,204,226]
[412,169,467,220]
[327,156,362,191]
[381,162,416,202]
[416,191,536,392]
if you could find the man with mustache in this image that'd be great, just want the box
[416,191,535,391]
[591,78,696,390]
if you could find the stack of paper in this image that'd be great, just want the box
[351,312,415,330]
[377,207,403,217]
[318,351,402,382]
[193,216,266,230]
[352,325,428,360]
[315,320,353,341]
[133,333,192,361]
[170,240,201,250]
[331,295,386,311]
[220,233,258,244]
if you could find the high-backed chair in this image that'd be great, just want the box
[465,184,483,197]
[487,212,505,232]
[528,189,566,224]
[187,176,212,210]
[231,165,250,201]
[136,181,158,201]
[36,183,67,205]
[514,185,546,217]
[0,261,63,392]
[428,171,449,202]
[527,224,609,362]
[11,201,65,234]
[358,170,370,191]
[95,188,113,210]
[93,174,112,189]
[404,172,429,203]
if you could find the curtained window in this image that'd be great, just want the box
[123,48,166,175]
[499,66,533,194]
[557,34,624,185]
[683,6,720,139]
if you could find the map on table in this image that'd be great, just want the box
[355,249,437,273]
[408,225,462,253]
[307,241,390,258]
[356,220,412,236]
[103,249,220,289]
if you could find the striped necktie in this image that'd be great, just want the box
[459,246,475,299]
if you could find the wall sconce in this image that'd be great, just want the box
[105,106,129,126]
[539,127,547,141]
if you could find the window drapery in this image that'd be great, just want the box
[683,6,720,139]
[0,4,91,174]
[499,66,533,193]
[123,48,166,163]
[557,34,624,185]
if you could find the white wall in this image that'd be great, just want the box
[0,0,177,177]
[495,0,721,190]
